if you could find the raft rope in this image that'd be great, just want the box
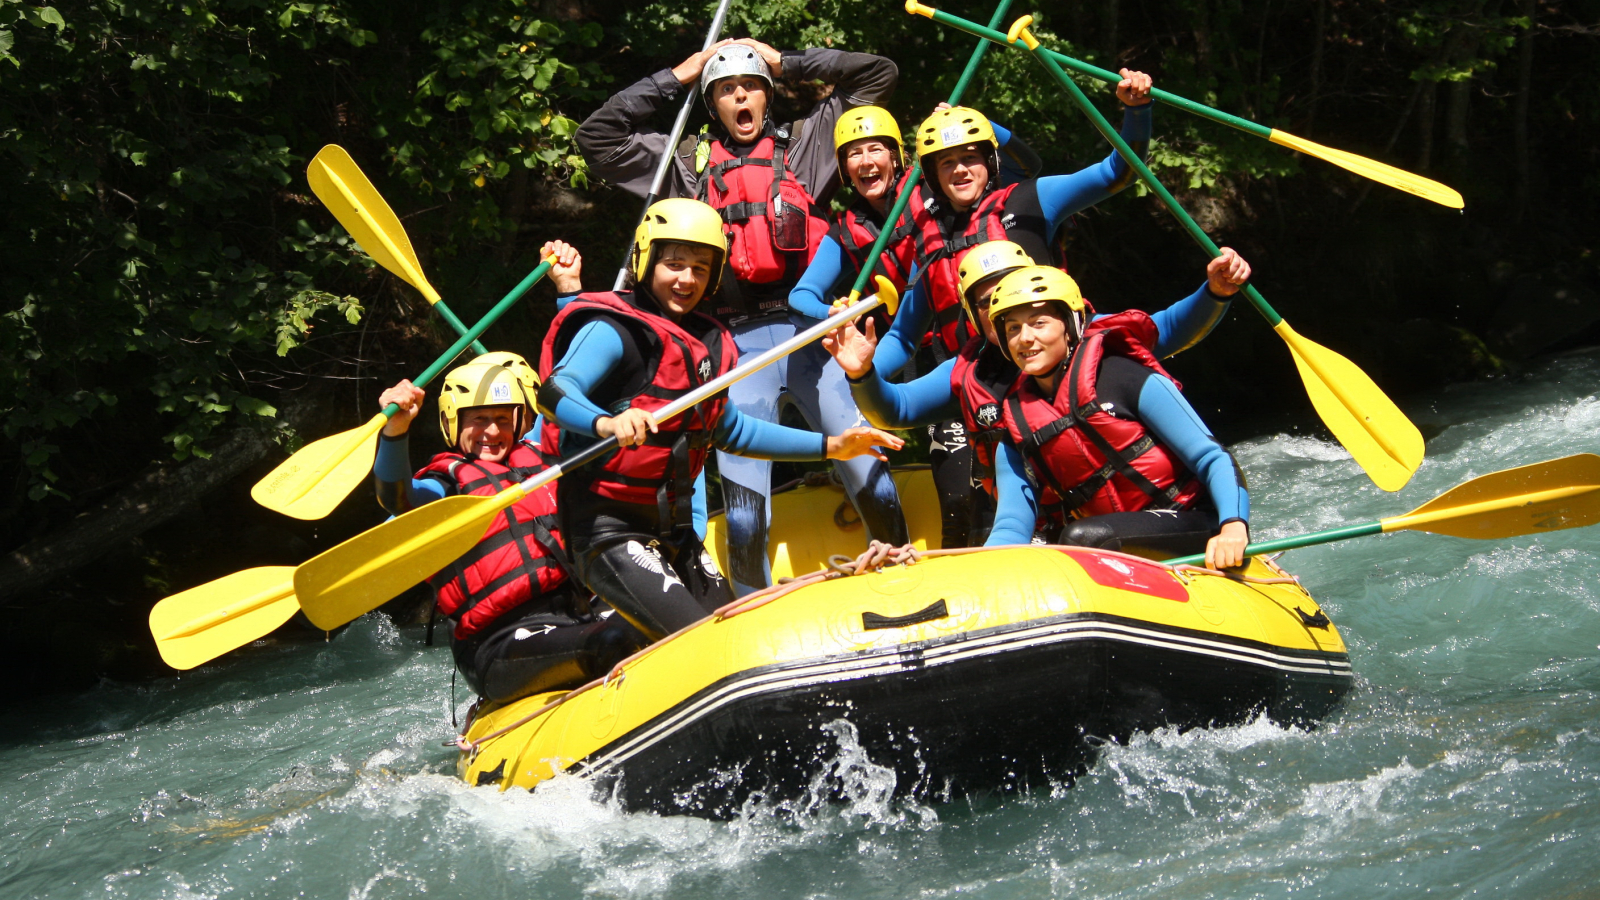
[450,543,1301,758]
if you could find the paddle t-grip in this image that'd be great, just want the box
[1005,15,1039,49]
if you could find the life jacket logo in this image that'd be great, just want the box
[975,403,1000,427]
[698,358,713,381]
[490,382,513,403]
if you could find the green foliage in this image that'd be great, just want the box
[0,0,606,505]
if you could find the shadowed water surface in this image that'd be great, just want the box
[4,350,1599,899]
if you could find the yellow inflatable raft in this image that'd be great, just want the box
[457,468,1351,815]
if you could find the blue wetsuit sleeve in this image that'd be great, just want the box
[985,441,1040,546]
[789,237,847,321]
[1148,282,1232,358]
[555,291,580,310]
[713,404,828,460]
[693,468,708,540]
[849,357,961,429]
[546,319,628,436]
[372,432,449,514]
[874,268,928,376]
[1133,375,1249,524]
[992,121,1042,184]
[1034,103,1152,233]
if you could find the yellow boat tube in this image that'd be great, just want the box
[458,469,1351,816]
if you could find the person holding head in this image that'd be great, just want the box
[535,199,903,642]
[577,39,898,595]
[985,266,1250,568]
[826,241,1250,546]
[372,353,645,705]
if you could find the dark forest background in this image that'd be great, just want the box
[2,0,1597,689]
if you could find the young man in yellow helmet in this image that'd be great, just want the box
[983,266,1250,568]
[373,353,644,705]
[535,199,902,643]
[578,39,898,596]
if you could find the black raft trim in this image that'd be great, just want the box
[862,599,949,631]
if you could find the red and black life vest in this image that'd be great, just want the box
[831,177,919,295]
[950,335,1015,498]
[418,443,568,640]
[694,125,830,322]
[538,290,738,519]
[908,182,1019,353]
[1001,311,1202,520]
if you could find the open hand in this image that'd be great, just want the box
[825,426,905,462]
[671,39,737,85]
[1204,520,1250,570]
[737,38,784,76]
[596,408,658,447]
[379,380,426,436]
[1206,248,1251,297]
[821,316,879,380]
[1116,69,1153,106]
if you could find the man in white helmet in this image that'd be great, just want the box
[577,38,900,595]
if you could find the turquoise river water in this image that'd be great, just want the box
[4,350,1599,899]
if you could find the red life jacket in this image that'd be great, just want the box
[695,125,830,322]
[417,442,568,640]
[538,290,738,515]
[950,335,1015,498]
[1001,311,1203,520]
[908,182,1019,353]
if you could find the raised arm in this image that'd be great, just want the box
[1145,248,1249,357]
[372,380,450,515]
[786,47,899,202]
[1034,72,1155,232]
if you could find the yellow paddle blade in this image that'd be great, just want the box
[149,567,300,670]
[1274,320,1424,492]
[1385,454,1600,540]
[295,491,515,630]
[307,145,442,303]
[1269,130,1464,210]
[251,413,387,520]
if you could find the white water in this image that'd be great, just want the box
[4,350,1599,899]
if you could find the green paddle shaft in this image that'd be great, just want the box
[379,258,554,419]
[1014,30,1284,326]
[1165,522,1383,568]
[431,301,490,357]
[841,0,1014,300]
[906,3,1273,140]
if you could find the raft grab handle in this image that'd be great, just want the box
[863,599,950,631]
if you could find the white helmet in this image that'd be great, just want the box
[700,42,773,113]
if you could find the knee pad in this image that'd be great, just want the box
[1060,518,1123,551]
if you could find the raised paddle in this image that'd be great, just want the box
[307,145,488,354]
[1001,15,1424,492]
[150,567,299,670]
[1166,453,1600,568]
[251,251,555,520]
[295,277,902,631]
[835,0,1016,306]
[903,1,1464,209]
[612,0,735,290]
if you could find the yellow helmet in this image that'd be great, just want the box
[468,350,539,406]
[834,106,905,172]
[630,198,728,298]
[987,266,1087,347]
[437,357,535,448]
[915,106,998,160]
[958,241,1035,331]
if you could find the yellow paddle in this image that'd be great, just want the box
[295,277,902,631]
[149,567,299,670]
[306,145,487,350]
[1167,454,1600,567]
[999,15,1423,491]
[904,1,1463,209]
